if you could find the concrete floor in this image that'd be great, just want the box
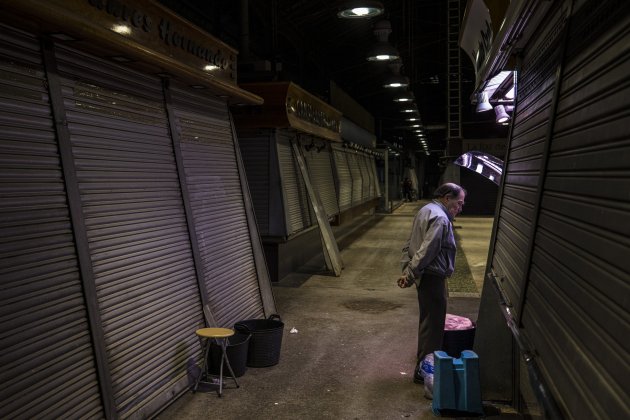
[159,202,519,420]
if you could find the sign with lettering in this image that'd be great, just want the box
[285,83,341,140]
[4,0,241,87]
[234,82,342,142]
[87,0,237,83]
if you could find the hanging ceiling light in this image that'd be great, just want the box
[366,20,399,62]
[367,42,399,61]
[400,104,418,113]
[495,105,510,124]
[393,91,414,102]
[383,60,409,88]
[476,91,493,112]
[337,1,384,18]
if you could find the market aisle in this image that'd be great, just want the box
[160,203,498,420]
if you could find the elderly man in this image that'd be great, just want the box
[397,183,466,383]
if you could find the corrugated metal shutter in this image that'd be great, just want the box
[169,83,264,327]
[238,130,271,236]
[332,144,352,211]
[367,154,377,199]
[489,5,566,314]
[301,136,339,218]
[357,152,371,202]
[347,151,363,206]
[0,26,105,420]
[277,130,312,235]
[485,0,630,417]
[370,157,381,197]
[519,1,630,418]
[53,44,204,418]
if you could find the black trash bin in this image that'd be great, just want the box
[234,314,284,367]
[442,314,476,358]
[443,327,476,358]
[209,332,251,378]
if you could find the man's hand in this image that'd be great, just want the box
[397,275,413,288]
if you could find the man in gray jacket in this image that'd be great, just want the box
[397,183,466,383]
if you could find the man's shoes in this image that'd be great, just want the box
[413,365,424,384]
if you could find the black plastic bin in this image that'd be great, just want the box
[209,332,251,378]
[442,325,476,358]
[234,314,284,367]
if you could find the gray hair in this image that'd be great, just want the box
[432,183,466,199]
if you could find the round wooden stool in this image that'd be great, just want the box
[193,327,240,397]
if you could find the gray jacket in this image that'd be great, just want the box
[400,200,456,282]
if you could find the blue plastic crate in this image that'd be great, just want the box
[432,350,483,416]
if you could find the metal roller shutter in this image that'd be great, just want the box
[520,1,630,418]
[238,130,271,236]
[301,136,339,218]
[168,83,264,327]
[277,130,312,235]
[366,154,376,199]
[0,26,104,419]
[357,153,371,202]
[347,151,363,206]
[370,157,381,197]
[53,44,204,418]
[332,144,352,211]
[489,4,567,316]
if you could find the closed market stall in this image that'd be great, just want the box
[234,82,343,281]
[0,0,275,418]
[465,0,630,417]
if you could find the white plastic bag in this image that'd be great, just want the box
[420,353,434,399]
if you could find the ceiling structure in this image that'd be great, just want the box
[158,0,506,157]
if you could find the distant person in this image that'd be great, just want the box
[397,183,466,384]
[402,177,413,202]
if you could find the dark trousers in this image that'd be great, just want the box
[416,273,447,363]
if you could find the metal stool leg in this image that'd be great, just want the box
[221,338,239,389]
[216,338,239,396]
[193,339,210,393]
[218,338,224,397]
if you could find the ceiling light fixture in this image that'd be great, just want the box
[400,103,418,113]
[112,24,131,35]
[393,91,414,102]
[366,20,399,62]
[337,1,384,18]
[476,91,492,112]
[495,105,510,124]
[383,60,409,88]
